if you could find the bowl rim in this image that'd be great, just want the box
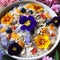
[0,0,60,60]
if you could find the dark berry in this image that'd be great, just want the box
[6,28,12,34]
[45,20,51,25]
[28,10,33,14]
[30,30,35,34]
[20,8,26,13]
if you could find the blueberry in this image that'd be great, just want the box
[20,8,26,13]
[30,30,35,34]
[6,28,12,34]
[45,20,51,25]
[28,10,33,14]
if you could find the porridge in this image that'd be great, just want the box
[0,3,60,58]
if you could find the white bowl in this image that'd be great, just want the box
[0,1,60,60]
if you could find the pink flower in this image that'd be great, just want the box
[42,56,52,60]
[51,4,60,12]
[36,0,58,7]
[0,0,19,6]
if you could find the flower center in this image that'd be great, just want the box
[12,47,17,51]
[24,20,30,26]
[54,20,58,23]
[40,39,45,45]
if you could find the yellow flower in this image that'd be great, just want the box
[25,3,43,13]
[41,27,48,33]
[34,35,51,49]
[1,13,13,25]
[15,8,23,15]
[44,12,51,19]
[18,40,24,48]
[11,32,20,40]
[49,24,55,30]
[0,26,6,32]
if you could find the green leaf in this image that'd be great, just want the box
[55,50,59,60]
[2,54,17,60]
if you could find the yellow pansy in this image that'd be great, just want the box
[1,13,13,25]
[34,35,51,49]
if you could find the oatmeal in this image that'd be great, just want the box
[0,3,60,58]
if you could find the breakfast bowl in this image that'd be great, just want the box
[0,1,60,60]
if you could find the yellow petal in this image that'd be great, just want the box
[11,32,20,40]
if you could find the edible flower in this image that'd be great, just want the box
[51,4,60,13]
[51,16,60,27]
[25,3,43,13]
[42,56,52,60]
[19,16,37,31]
[1,13,13,25]
[11,32,20,40]
[34,35,51,49]
[24,31,31,45]
[18,40,24,48]
[8,42,23,55]
[0,0,19,6]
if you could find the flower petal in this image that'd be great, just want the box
[19,16,28,24]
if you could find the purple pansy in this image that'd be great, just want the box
[51,16,60,27]
[19,16,37,31]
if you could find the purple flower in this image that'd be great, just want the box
[51,16,60,27]
[8,42,23,56]
[1,37,8,48]
[0,24,3,29]
[42,56,52,60]
[19,16,37,31]
[51,4,60,13]
[24,31,31,45]
[0,48,5,60]
[36,0,58,6]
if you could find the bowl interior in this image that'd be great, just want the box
[0,1,60,60]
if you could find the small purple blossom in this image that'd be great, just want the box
[0,24,3,29]
[1,37,8,48]
[24,31,31,45]
[19,16,37,31]
[8,42,23,55]
[36,0,60,13]
[51,4,60,13]
[0,48,5,60]
[42,56,52,60]
[51,16,60,27]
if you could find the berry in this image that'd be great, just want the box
[6,28,12,34]
[45,20,51,25]
[7,34,11,40]
[31,47,37,55]
[20,8,26,13]
[40,14,46,19]
[30,30,35,34]
[28,10,33,14]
